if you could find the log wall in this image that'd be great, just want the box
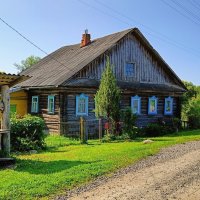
[28,90,60,133]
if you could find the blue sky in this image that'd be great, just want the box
[0,0,199,85]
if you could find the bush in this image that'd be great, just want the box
[186,98,200,129]
[102,133,116,142]
[144,123,165,137]
[121,107,138,139]
[115,133,130,140]
[10,114,46,151]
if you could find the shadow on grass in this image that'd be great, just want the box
[15,159,99,174]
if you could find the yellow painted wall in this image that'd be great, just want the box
[10,90,28,117]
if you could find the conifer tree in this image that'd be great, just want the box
[95,57,121,133]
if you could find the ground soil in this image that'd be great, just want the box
[56,141,200,200]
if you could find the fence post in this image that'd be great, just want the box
[80,117,87,144]
[99,118,102,142]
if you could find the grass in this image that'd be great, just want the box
[0,130,200,200]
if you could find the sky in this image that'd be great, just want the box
[0,0,199,85]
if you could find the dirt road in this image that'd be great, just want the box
[57,141,200,200]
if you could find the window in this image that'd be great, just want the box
[131,95,141,115]
[10,104,17,114]
[76,94,88,116]
[164,97,173,115]
[48,95,55,114]
[31,96,38,113]
[125,63,135,77]
[148,96,158,115]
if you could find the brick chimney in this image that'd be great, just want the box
[80,29,91,47]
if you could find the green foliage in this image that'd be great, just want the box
[10,114,46,151]
[115,133,131,140]
[121,107,138,139]
[0,150,7,158]
[0,131,200,199]
[14,55,41,72]
[181,81,200,120]
[144,124,165,137]
[95,56,121,126]
[186,97,200,129]
[102,133,116,142]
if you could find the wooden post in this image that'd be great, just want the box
[1,85,10,155]
[80,117,87,144]
[99,118,102,142]
[80,117,84,143]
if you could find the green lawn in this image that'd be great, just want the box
[0,130,200,200]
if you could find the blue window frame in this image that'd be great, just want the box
[76,94,88,116]
[125,62,135,77]
[148,96,158,115]
[48,95,55,114]
[131,95,141,115]
[31,96,38,113]
[164,97,173,115]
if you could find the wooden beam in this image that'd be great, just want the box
[1,85,10,154]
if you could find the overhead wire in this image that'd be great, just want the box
[77,0,200,57]
[0,17,83,76]
[160,0,200,26]
[0,0,200,74]
[94,0,200,55]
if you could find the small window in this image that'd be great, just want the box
[31,96,38,113]
[48,95,55,114]
[148,96,158,115]
[164,97,173,115]
[76,94,88,116]
[131,95,141,115]
[125,63,135,77]
[10,104,17,114]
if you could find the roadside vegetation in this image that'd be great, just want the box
[0,130,200,199]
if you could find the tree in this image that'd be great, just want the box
[14,55,41,72]
[181,81,200,121]
[95,57,121,133]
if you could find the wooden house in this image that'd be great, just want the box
[17,28,187,135]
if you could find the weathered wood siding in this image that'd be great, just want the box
[72,33,175,85]
[121,93,179,127]
[59,89,180,136]
[28,90,60,133]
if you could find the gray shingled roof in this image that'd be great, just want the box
[19,28,186,90]
[19,28,132,87]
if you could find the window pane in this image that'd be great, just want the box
[32,96,38,113]
[78,98,86,113]
[126,63,135,77]
[150,100,156,112]
[166,100,171,112]
[10,104,17,114]
[48,96,54,113]
[133,99,138,114]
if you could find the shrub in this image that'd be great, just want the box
[115,133,130,140]
[144,123,165,137]
[187,98,200,129]
[102,133,116,142]
[121,107,138,139]
[10,114,46,151]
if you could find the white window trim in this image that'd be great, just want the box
[131,95,141,115]
[164,96,173,115]
[48,95,55,114]
[31,96,39,113]
[76,93,88,116]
